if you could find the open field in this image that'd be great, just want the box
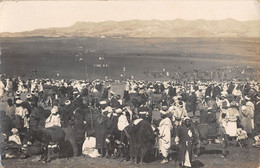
[0,37,259,80]
[1,144,259,168]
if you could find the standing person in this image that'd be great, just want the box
[245,96,255,130]
[5,78,13,97]
[158,109,172,164]
[95,107,111,157]
[240,105,252,136]
[175,117,195,168]
[225,101,240,137]
[6,99,15,119]
[254,95,260,135]
[101,85,111,101]
[14,100,25,132]
[185,91,197,118]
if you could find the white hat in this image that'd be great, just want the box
[73,91,79,94]
[245,96,251,100]
[26,94,32,99]
[16,100,22,104]
[139,111,148,115]
[184,117,191,121]
[102,106,113,114]
[115,108,123,113]
[16,91,21,95]
[65,100,71,105]
[100,101,107,105]
[207,107,213,111]
[31,91,36,95]
[11,128,18,134]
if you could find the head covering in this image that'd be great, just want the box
[102,106,113,114]
[184,117,191,121]
[245,95,251,101]
[16,91,21,95]
[31,91,36,95]
[16,99,22,104]
[207,107,213,111]
[11,128,18,134]
[115,108,123,114]
[26,94,32,99]
[100,101,107,105]
[65,100,71,105]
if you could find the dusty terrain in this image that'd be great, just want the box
[1,37,259,80]
[1,144,259,168]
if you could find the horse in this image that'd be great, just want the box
[31,126,66,162]
[127,119,156,164]
[192,121,228,157]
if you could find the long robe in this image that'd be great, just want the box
[176,125,195,167]
[254,101,260,134]
[95,114,111,149]
[158,117,172,158]
[239,107,252,134]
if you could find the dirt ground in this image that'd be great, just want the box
[1,144,259,168]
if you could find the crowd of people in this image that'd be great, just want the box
[0,73,260,168]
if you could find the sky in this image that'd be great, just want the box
[0,0,260,33]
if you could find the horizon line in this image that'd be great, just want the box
[1,18,260,34]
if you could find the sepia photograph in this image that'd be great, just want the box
[0,0,259,167]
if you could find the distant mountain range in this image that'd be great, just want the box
[1,19,260,37]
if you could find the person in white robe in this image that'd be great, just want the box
[158,109,173,164]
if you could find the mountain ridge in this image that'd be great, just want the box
[1,19,260,37]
